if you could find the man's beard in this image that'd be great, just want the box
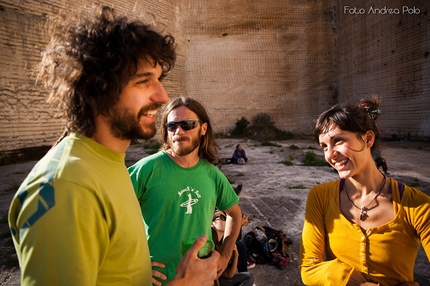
[108,103,161,141]
[169,127,202,156]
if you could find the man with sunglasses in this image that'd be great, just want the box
[9,6,218,286]
[129,97,242,285]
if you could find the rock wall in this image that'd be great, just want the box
[336,1,430,138]
[0,0,185,151]
[182,0,336,135]
[0,0,429,151]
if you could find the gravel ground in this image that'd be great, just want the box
[1,137,429,285]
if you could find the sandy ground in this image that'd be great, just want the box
[0,137,429,285]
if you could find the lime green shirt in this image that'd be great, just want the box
[9,133,152,285]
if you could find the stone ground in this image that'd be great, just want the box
[0,137,429,285]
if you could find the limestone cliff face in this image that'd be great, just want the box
[0,0,429,151]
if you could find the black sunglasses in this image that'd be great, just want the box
[166,120,200,132]
[212,214,226,222]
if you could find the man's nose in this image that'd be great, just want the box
[152,81,169,104]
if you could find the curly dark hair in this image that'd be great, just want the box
[314,95,382,152]
[160,97,220,164]
[37,5,176,138]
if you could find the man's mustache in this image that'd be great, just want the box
[137,103,163,117]
[173,136,189,141]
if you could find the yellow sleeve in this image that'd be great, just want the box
[404,186,430,260]
[300,183,357,286]
[10,181,109,285]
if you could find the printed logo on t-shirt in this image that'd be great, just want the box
[10,144,62,239]
[178,186,201,214]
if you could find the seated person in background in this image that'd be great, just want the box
[231,144,248,164]
[238,212,256,270]
[212,209,254,286]
[372,146,390,175]
[229,183,254,269]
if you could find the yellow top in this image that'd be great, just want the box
[300,179,430,286]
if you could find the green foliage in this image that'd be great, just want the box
[274,130,294,140]
[230,117,250,137]
[288,184,306,189]
[410,178,421,188]
[280,159,294,166]
[0,146,50,166]
[226,112,293,141]
[143,141,162,155]
[251,112,274,126]
[144,141,162,150]
[289,145,299,150]
[302,151,328,166]
[288,155,294,161]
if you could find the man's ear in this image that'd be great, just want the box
[200,122,208,136]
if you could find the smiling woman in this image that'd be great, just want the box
[300,96,430,286]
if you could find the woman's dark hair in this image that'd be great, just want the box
[160,97,220,164]
[314,95,382,151]
[37,5,176,139]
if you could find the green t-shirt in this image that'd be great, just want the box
[9,133,152,285]
[128,151,239,284]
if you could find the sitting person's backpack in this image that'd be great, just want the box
[243,226,293,269]
[243,229,270,264]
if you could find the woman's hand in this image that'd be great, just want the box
[347,270,419,286]
[346,271,375,286]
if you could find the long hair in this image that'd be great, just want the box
[37,5,176,139]
[314,95,382,152]
[160,97,220,164]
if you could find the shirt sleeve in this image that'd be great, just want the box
[405,187,430,260]
[10,181,109,285]
[128,163,143,199]
[299,184,357,286]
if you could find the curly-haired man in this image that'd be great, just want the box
[8,5,218,286]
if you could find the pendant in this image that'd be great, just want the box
[359,206,366,220]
